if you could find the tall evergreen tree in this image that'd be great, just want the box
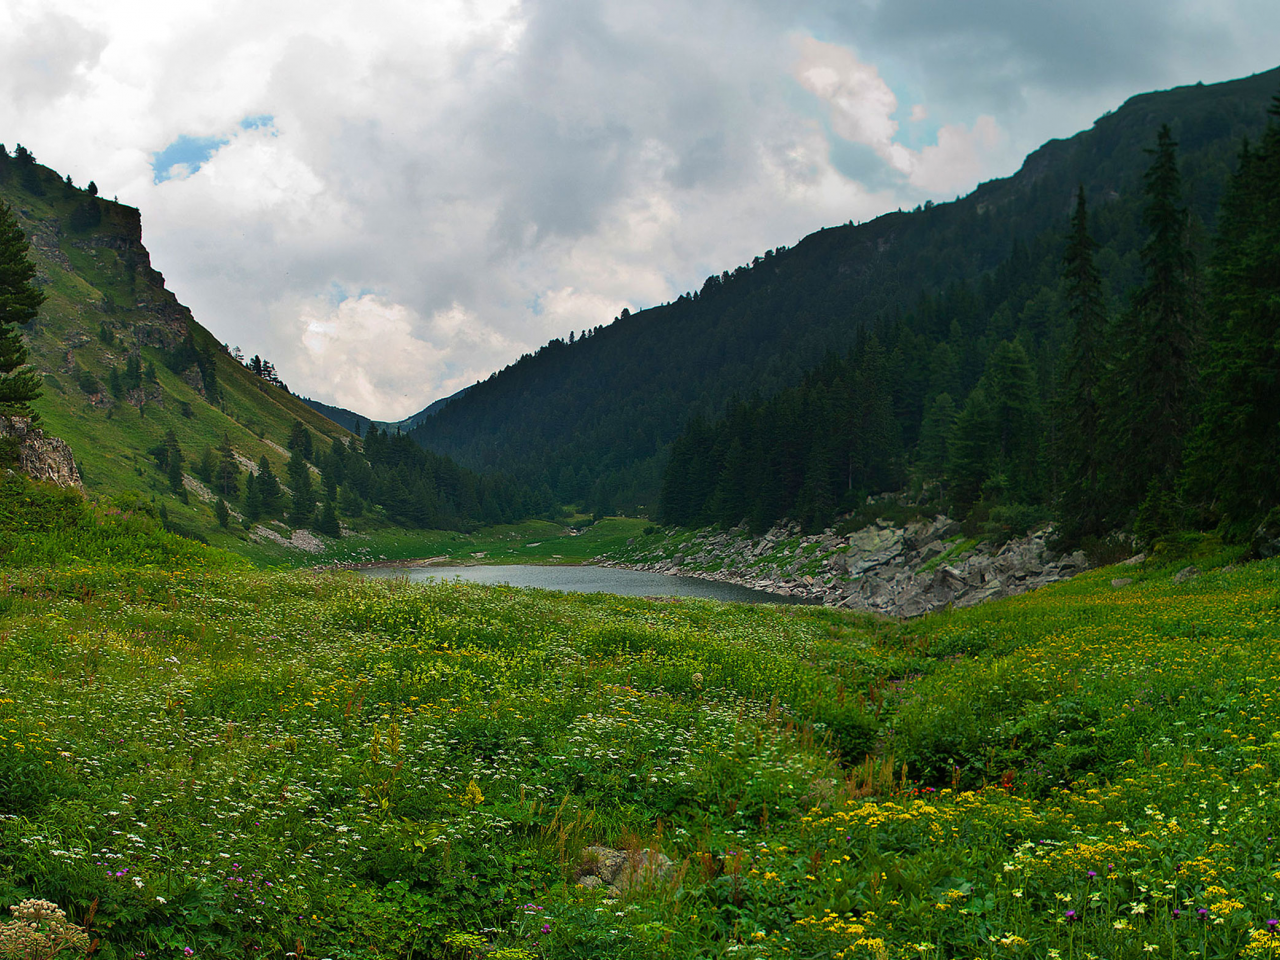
[163,429,184,495]
[1053,187,1111,542]
[257,455,282,516]
[288,451,316,529]
[1183,94,1280,531]
[215,434,240,499]
[242,471,263,524]
[1110,125,1201,504]
[984,338,1041,502]
[0,201,44,417]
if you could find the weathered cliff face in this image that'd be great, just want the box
[0,417,83,490]
[600,515,1089,618]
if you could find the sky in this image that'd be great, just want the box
[2,1,1279,420]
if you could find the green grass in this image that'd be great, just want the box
[4,486,1280,958]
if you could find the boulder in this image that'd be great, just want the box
[577,845,675,897]
[0,417,83,491]
[1111,577,1133,588]
[1252,516,1280,560]
[1172,565,1200,585]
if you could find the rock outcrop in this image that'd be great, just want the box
[600,514,1089,618]
[575,845,675,897]
[0,416,83,491]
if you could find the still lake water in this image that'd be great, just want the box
[360,563,798,604]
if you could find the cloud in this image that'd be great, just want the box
[794,37,1011,194]
[0,8,106,108]
[2,0,1277,419]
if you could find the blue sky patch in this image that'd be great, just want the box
[151,134,229,183]
[240,114,276,132]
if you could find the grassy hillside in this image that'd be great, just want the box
[0,148,352,553]
[3,479,1279,958]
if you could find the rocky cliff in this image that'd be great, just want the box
[599,516,1089,617]
[0,416,83,490]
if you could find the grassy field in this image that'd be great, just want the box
[3,484,1280,959]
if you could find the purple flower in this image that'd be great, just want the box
[1065,910,1077,921]
[1087,871,1097,878]
[1268,919,1279,929]
[1198,909,1209,918]
[541,924,551,934]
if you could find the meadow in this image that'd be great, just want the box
[2,479,1280,959]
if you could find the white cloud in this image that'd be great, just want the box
[793,36,1012,194]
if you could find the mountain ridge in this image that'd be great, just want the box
[408,65,1280,513]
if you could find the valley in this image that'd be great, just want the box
[1,49,1279,960]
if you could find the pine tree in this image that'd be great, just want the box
[1183,94,1280,532]
[214,497,230,528]
[242,471,262,524]
[215,434,240,499]
[317,498,341,537]
[1110,125,1200,507]
[196,445,216,485]
[0,201,44,417]
[288,451,315,528]
[948,384,995,512]
[1053,187,1111,543]
[287,420,313,462]
[918,393,956,478]
[163,429,184,494]
[257,455,282,516]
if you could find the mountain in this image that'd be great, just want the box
[409,67,1280,514]
[0,146,531,549]
[300,385,470,437]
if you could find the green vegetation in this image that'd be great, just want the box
[661,93,1280,550]
[4,474,1280,958]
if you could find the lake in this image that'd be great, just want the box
[359,563,799,603]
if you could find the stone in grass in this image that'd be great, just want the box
[1111,577,1134,588]
[1172,565,1200,585]
[575,845,675,897]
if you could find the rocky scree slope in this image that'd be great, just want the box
[598,517,1088,617]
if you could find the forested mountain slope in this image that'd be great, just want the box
[410,67,1280,514]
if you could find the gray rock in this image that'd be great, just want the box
[0,416,83,491]
[919,540,947,562]
[1172,565,1200,585]
[1252,519,1280,560]
[577,845,675,897]
[1111,577,1134,588]
[1119,553,1146,566]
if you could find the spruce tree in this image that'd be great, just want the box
[1110,125,1200,508]
[1053,187,1111,543]
[0,201,44,417]
[214,497,230,528]
[242,471,262,524]
[918,393,956,478]
[317,498,341,537]
[257,455,282,516]
[288,451,315,528]
[985,339,1041,503]
[163,429,184,494]
[215,434,240,499]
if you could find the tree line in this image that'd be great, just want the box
[662,96,1280,547]
[150,418,542,535]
